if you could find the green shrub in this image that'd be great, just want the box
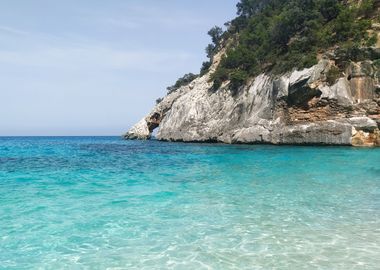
[366,35,378,47]
[358,0,375,18]
[326,65,341,85]
[230,70,249,94]
[200,61,212,76]
[373,59,380,68]
[209,0,376,92]
[210,66,229,91]
[167,73,198,94]
[208,26,224,47]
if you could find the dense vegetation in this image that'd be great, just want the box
[158,0,378,102]
[210,0,378,92]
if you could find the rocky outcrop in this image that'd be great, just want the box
[124,83,192,140]
[124,52,380,147]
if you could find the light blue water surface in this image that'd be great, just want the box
[0,137,379,269]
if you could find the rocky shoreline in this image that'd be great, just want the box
[125,49,380,147]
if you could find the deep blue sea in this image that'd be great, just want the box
[0,137,379,269]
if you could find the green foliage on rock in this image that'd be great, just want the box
[207,26,224,47]
[156,97,163,104]
[326,65,341,85]
[200,61,212,76]
[230,69,249,94]
[211,0,378,92]
[167,73,198,94]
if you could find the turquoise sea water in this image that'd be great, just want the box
[0,137,379,269]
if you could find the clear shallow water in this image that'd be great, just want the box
[0,137,379,270]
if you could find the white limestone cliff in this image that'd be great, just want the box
[124,55,380,146]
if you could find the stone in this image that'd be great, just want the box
[272,121,352,145]
[124,59,380,147]
[347,61,375,102]
[351,129,380,147]
[347,117,378,132]
[320,78,354,105]
[123,118,150,140]
[287,67,318,106]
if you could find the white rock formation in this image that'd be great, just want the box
[124,59,380,146]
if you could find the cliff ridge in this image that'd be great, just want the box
[125,0,380,146]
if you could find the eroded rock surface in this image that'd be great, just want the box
[124,56,380,146]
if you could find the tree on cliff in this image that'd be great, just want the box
[210,0,378,92]
[207,26,223,47]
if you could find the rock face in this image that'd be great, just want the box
[124,53,380,147]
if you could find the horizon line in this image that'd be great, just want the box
[0,135,122,137]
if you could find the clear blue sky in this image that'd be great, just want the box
[0,0,237,136]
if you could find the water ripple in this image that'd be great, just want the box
[0,137,379,269]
